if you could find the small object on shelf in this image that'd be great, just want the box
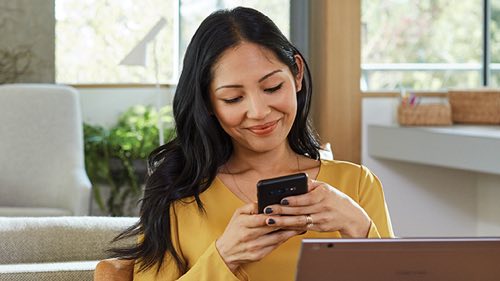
[448,89,500,124]
[398,103,452,126]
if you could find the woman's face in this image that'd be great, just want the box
[209,42,303,154]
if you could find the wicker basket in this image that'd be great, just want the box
[398,104,452,126]
[448,90,500,124]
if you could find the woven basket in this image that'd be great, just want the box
[448,90,500,124]
[398,104,452,126]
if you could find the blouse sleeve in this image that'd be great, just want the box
[133,204,248,281]
[357,165,394,238]
[177,242,248,281]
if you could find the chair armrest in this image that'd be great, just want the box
[94,259,134,281]
[66,169,92,216]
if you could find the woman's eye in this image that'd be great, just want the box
[223,96,242,104]
[264,82,283,93]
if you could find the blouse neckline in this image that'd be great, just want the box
[213,159,327,205]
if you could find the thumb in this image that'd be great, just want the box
[308,179,323,192]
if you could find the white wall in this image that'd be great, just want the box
[362,97,500,237]
[477,173,500,235]
[78,86,175,127]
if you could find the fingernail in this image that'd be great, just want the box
[268,218,275,225]
[280,199,289,205]
[264,207,273,214]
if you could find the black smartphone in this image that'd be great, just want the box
[257,173,308,214]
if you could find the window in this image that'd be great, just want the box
[361,0,498,91]
[180,0,290,64]
[55,0,289,85]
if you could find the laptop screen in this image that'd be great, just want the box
[296,238,500,281]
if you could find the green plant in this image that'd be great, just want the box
[84,105,175,216]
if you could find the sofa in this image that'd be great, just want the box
[0,216,138,281]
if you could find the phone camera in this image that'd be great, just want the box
[269,188,286,195]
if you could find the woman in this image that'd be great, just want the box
[113,6,393,281]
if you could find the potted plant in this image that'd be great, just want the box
[84,105,175,216]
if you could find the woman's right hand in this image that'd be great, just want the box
[215,203,303,273]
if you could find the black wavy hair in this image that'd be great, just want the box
[111,6,321,274]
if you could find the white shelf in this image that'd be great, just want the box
[367,124,500,175]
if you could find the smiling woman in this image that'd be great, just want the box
[109,6,393,281]
[209,42,302,154]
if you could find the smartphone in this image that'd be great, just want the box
[257,173,308,214]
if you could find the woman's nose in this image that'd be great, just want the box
[246,93,271,119]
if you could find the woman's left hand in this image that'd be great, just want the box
[262,179,371,237]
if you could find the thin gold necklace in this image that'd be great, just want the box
[225,154,301,203]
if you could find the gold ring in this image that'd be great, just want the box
[305,214,313,228]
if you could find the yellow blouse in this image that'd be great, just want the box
[134,160,394,281]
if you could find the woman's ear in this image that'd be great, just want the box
[293,54,305,92]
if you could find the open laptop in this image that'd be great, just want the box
[296,238,500,281]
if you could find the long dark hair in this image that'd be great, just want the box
[111,6,321,273]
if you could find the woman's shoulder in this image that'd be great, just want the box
[319,159,363,171]
[319,158,382,185]
[318,159,376,183]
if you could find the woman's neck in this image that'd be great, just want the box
[226,143,300,178]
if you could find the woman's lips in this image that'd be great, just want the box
[247,120,279,136]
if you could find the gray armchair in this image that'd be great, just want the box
[0,84,91,216]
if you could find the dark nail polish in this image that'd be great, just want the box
[268,218,275,225]
[281,199,289,205]
[264,207,273,214]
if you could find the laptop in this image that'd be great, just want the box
[296,238,500,281]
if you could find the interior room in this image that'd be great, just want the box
[1,0,499,280]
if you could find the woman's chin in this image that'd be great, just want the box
[240,138,289,154]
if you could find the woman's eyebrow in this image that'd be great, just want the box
[214,69,283,92]
[215,84,242,92]
[258,69,282,82]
